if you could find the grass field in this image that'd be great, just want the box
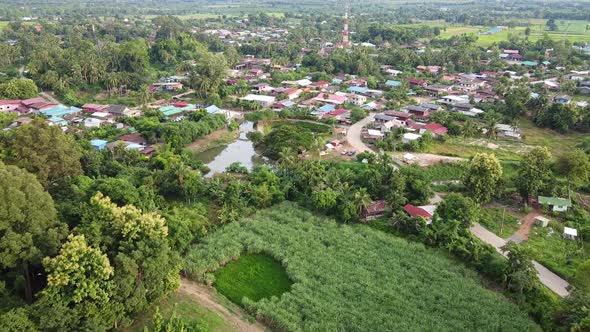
[0,22,8,31]
[523,225,590,282]
[434,19,590,45]
[213,254,292,305]
[185,203,540,331]
[124,292,234,332]
[479,207,522,238]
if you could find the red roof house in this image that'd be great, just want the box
[408,78,427,87]
[361,200,387,221]
[403,204,433,219]
[424,122,448,136]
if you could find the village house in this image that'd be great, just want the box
[240,94,276,107]
[402,132,422,144]
[408,78,427,88]
[421,122,448,137]
[403,204,434,224]
[82,103,110,113]
[361,200,387,221]
[538,196,572,212]
[405,105,430,120]
[253,82,273,93]
[424,84,453,96]
[0,100,22,112]
[322,108,351,124]
[313,93,348,105]
[348,94,367,106]
[107,105,139,117]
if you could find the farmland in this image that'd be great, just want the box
[213,254,292,305]
[434,19,590,45]
[185,203,540,332]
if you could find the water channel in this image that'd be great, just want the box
[195,121,265,177]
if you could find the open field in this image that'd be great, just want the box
[523,225,590,282]
[0,22,8,30]
[214,254,292,305]
[124,291,234,332]
[479,207,522,238]
[434,19,590,45]
[185,203,540,331]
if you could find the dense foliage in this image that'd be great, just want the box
[185,203,540,332]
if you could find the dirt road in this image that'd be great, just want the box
[470,223,570,297]
[508,211,540,243]
[179,279,265,332]
[346,113,375,153]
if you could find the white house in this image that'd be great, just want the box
[240,94,276,107]
[402,133,422,144]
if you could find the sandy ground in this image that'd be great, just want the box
[393,152,464,167]
[179,279,265,332]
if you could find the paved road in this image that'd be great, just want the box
[346,113,375,153]
[470,223,570,297]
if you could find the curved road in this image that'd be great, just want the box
[470,223,570,297]
[346,113,375,153]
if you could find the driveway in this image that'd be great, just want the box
[346,113,375,153]
[470,223,570,297]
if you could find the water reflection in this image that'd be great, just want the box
[195,121,263,177]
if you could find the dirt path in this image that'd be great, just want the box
[509,211,540,243]
[179,279,266,332]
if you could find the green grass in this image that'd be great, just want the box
[0,22,8,31]
[479,207,522,238]
[213,254,292,305]
[185,203,540,331]
[523,225,590,282]
[270,120,332,134]
[124,292,234,332]
[432,19,590,45]
[518,117,586,159]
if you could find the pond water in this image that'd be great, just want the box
[195,121,264,177]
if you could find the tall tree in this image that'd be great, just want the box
[0,162,67,302]
[9,119,82,188]
[37,234,114,331]
[556,149,590,190]
[463,153,503,203]
[515,147,552,202]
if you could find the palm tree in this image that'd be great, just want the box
[354,188,372,216]
[137,85,151,107]
[278,147,296,168]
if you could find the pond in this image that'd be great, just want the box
[194,121,265,177]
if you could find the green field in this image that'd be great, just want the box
[435,19,590,45]
[185,203,540,331]
[479,207,522,238]
[523,225,590,282]
[213,254,292,305]
[124,291,235,332]
[0,22,8,30]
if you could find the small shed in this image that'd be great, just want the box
[563,227,578,240]
[534,216,550,227]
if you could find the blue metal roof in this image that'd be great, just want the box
[347,86,368,94]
